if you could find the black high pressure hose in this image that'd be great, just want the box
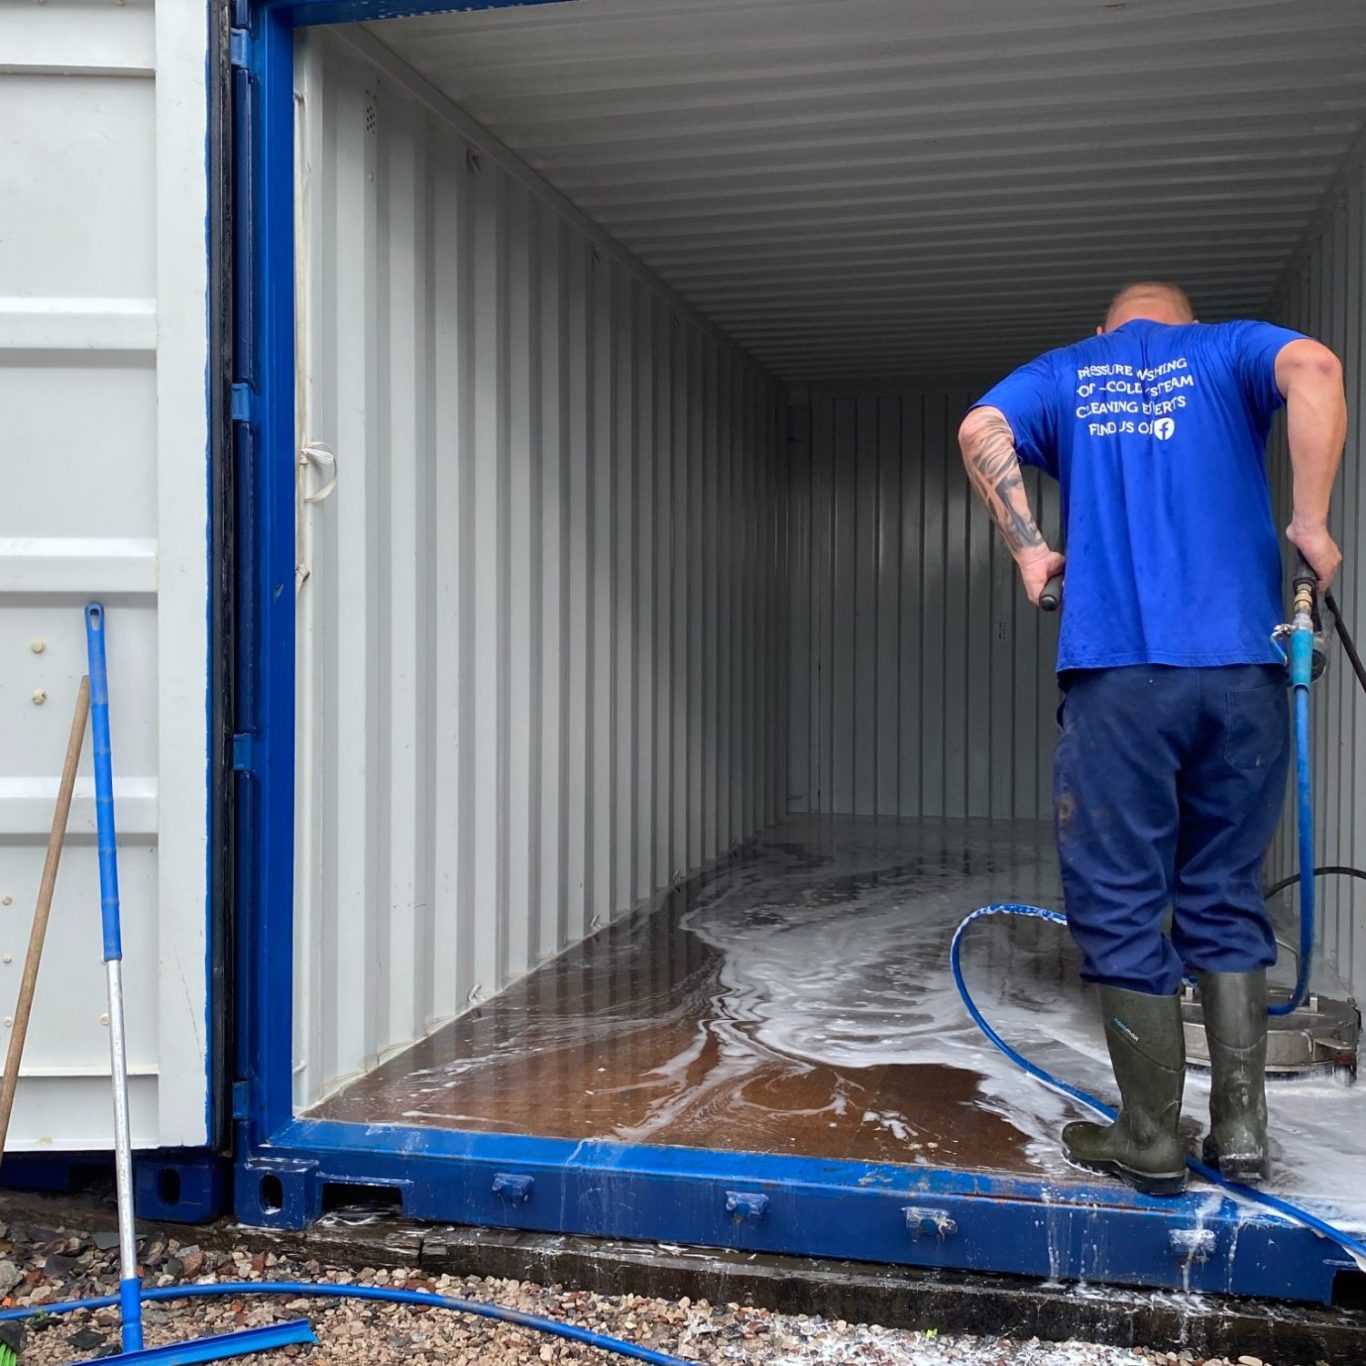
[1326,587,1366,693]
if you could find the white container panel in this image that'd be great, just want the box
[1,360,159,539]
[0,78,157,301]
[0,0,210,1149]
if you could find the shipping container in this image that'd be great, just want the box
[5,0,1366,1302]
[1,0,213,1161]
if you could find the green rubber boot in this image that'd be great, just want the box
[1198,969,1270,1185]
[0,1319,24,1366]
[1062,985,1187,1196]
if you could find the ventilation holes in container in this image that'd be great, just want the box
[321,1182,404,1217]
[1334,1268,1366,1310]
[259,1173,284,1215]
[364,95,377,137]
[157,1168,182,1208]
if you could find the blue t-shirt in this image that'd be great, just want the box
[973,318,1304,672]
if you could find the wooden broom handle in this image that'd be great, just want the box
[0,676,91,1159]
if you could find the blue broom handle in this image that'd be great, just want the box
[85,603,143,1351]
[85,604,122,964]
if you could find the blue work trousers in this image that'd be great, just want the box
[1053,665,1289,996]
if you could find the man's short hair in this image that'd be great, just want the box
[1104,281,1195,328]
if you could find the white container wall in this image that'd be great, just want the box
[1268,136,1366,1003]
[292,28,786,1110]
[785,387,1061,819]
[0,0,210,1148]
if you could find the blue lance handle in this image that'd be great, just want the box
[85,603,122,964]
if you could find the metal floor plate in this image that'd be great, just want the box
[1184,984,1360,1080]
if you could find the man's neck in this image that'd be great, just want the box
[1107,311,1189,328]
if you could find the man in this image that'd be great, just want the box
[959,282,1345,1195]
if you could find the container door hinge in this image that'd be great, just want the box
[232,732,257,773]
[229,28,250,72]
[231,1080,251,1121]
[231,381,256,427]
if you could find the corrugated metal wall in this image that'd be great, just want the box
[1268,138,1366,1002]
[784,386,1061,819]
[292,29,785,1109]
[372,0,1366,383]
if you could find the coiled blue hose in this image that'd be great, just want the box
[950,902,1366,1267]
[0,1281,693,1366]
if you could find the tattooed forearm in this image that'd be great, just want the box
[992,467,1043,547]
[958,407,1044,555]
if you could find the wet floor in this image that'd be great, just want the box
[311,816,1366,1228]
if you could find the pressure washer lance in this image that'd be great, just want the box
[1269,553,1321,1017]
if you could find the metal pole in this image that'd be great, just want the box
[85,603,142,1353]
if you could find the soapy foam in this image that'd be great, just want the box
[346,812,1366,1238]
[667,816,1366,1231]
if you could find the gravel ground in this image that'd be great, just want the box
[0,1218,1290,1366]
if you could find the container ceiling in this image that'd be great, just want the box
[366,0,1366,381]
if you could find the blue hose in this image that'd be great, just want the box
[0,1281,693,1366]
[950,903,1366,1267]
